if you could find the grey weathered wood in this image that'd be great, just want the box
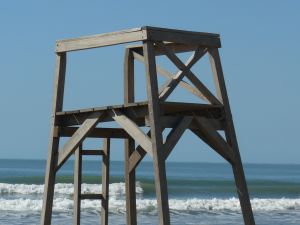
[156,41,221,105]
[124,48,137,225]
[128,42,199,56]
[112,109,153,156]
[80,194,103,200]
[163,117,193,160]
[193,117,234,163]
[132,51,206,100]
[81,150,104,155]
[41,52,67,225]
[158,47,207,101]
[208,48,255,225]
[143,40,170,225]
[59,127,130,139]
[73,145,82,225]
[57,112,105,169]
[101,138,110,225]
[144,26,221,47]
[56,28,146,52]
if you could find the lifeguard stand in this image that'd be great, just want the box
[41,26,255,225]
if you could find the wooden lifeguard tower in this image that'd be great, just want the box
[41,26,255,225]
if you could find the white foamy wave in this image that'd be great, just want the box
[0,197,299,213]
[0,182,143,197]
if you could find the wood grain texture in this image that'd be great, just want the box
[143,40,170,225]
[41,53,67,225]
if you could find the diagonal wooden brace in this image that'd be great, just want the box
[158,47,207,101]
[57,111,106,170]
[156,41,221,105]
[193,117,234,163]
[163,116,193,160]
[132,51,206,100]
[112,109,153,156]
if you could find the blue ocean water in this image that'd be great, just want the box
[0,159,299,224]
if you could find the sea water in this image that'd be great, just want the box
[0,159,299,224]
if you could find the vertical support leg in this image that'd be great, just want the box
[143,41,171,225]
[208,48,255,225]
[73,145,82,225]
[124,48,137,225]
[101,138,110,225]
[41,53,67,225]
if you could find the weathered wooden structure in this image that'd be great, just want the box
[41,26,255,225]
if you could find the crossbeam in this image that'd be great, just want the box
[57,112,105,170]
[156,41,222,105]
[163,117,193,160]
[193,117,234,163]
[158,46,207,101]
[112,110,153,156]
[132,51,206,100]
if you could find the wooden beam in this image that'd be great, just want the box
[57,112,105,170]
[158,46,207,101]
[144,26,221,47]
[41,52,67,225]
[143,40,170,225]
[163,117,192,160]
[81,150,104,156]
[59,127,130,139]
[80,194,103,200]
[194,117,234,163]
[132,51,206,100]
[208,48,255,224]
[101,138,110,225]
[56,28,146,52]
[128,42,199,56]
[124,48,137,225]
[112,109,153,156]
[73,145,82,225]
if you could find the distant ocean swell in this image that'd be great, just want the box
[0,183,299,214]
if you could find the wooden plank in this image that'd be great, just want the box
[112,109,153,156]
[194,117,234,162]
[56,28,146,52]
[144,26,221,47]
[101,138,110,225]
[156,41,221,105]
[80,194,103,200]
[81,150,104,156]
[41,52,67,225]
[124,48,137,225]
[128,42,199,56]
[145,116,224,130]
[143,40,170,225]
[59,127,130,139]
[163,117,192,160]
[132,51,206,100]
[73,145,82,225]
[208,48,255,225]
[57,112,105,170]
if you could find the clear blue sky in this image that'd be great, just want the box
[0,1,299,164]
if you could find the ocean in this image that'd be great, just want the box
[0,159,299,225]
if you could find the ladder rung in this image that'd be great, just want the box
[82,150,104,156]
[80,193,103,200]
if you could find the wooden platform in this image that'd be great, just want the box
[56,101,224,127]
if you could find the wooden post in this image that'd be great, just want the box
[143,40,171,225]
[41,52,67,225]
[73,145,82,225]
[208,48,255,225]
[124,48,137,225]
[101,138,110,225]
